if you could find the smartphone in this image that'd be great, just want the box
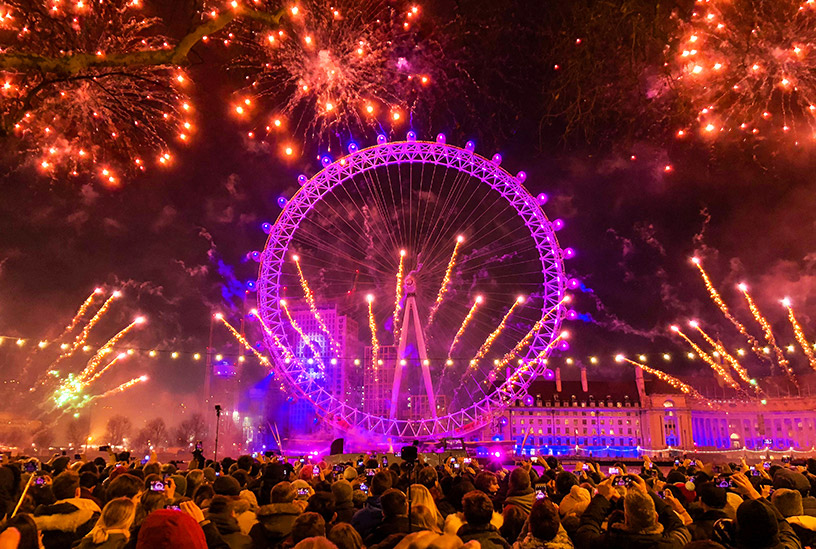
[34,477,46,486]
[164,504,181,511]
[299,458,306,464]
[297,488,309,496]
[24,462,37,473]
[464,458,472,464]
[582,464,590,471]
[365,468,376,477]
[615,476,630,486]
[98,446,110,452]
[717,478,732,489]
[608,467,620,475]
[74,454,81,460]
[313,466,319,475]
[763,461,771,470]
[195,441,202,451]
[359,483,368,493]
[381,456,388,467]
[674,459,681,466]
[357,458,364,467]
[535,490,546,500]
[750,466,759,476]
[782,456,791,464]
[264,451,274,458]
[453,462,460,469]
[149,480,165,492]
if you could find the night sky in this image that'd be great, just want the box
[1,0,816,428]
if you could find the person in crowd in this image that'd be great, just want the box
[328,523,364,549]
[212,475,256,535]
[292,537,338,549]
[331,481,355,524]
[772,488,816,548]
[352,471,392,539]
[305,493,337,534]
[500,505,528,545]
[365,489,409,546]
[0,514,40,549]
[33,470,102,549]
[409,485,444,531]
[251,481,305,549]
[77,497,136,549]
[289,513,327,547]
[205,495,252,549]
[575,474,691,549]
[456,491,510,549]
[688,484,730,541]
[512,498,573,549]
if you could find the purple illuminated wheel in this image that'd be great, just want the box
[257,136,567,441]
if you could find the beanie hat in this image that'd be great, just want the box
[331,480,353,505]
[623,491,657,533]
[171,474,187,498]
[202,467,216,483]
[736,499,779,549]
[772,488,804,518]
[773,469,811,495]
[724,491,743,520]
[559,485,591,518]
[108,466,130,483]
[213,475,242,497]
[509,468,531,492]
[698,484,727,509]
[136,509,207,549]
[343,466,358,482]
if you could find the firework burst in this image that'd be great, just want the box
[739,283,796,381]
[232,0,437,150]
[671,325,743,391]
[782,297,816,370]
[672,0,816,143]
[616,355,707,401]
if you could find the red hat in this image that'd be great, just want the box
[136,510,207,549]
[108,466,130,483]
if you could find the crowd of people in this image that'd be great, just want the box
[0,450,812,549]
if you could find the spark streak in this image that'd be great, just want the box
[469,296,524,368]
[689,320,757,389]
[56,288,103,341]
[249,308,295,361]
[615,355,706,400]
[92,375,148,401]
[77,316,144,382]
[782,298,816,371]
[84,352,127,385]
[671,325,742,391]
[280,300,326,371]
[367,294,379,372]
[447,295,483,359]
[293,255,339,354]
[393,249,406,341]
[739,284,795,381]
[427,236,463,329]
[691,258,766,361]
[217,314,275,369]
[55,291,121,363]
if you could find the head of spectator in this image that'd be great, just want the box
[699,483,728,511]
[293,479,315,501]
[554,471,577,498]
[1,514,39,549]
[735,499,779,549]
[772,488,804,518]
[293,537,338,549]
[417,466,439,492]
[52,470,80,501]
[136,509,207,549]
[500,504,527,544]
[371,471,393,498]
[107,473,142,501]
[90,497,136,544]
[185,470,205,498]
[474,472,499,497]
[623,490,658,533]
[328,523,363,549]
[381,488,408,518]
[409,484,441,520]
[529,498,561,541]
[410,504,439,533]
[508,468,531,494]
[193,484,214,509]
[559,485,591,518]
[773,468,811,497]
[306,491,337,524]
[213,475,241,497]
[462,490,493,528]
[272,481,297,504]
[292,512,326,543]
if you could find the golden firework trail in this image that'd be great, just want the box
[55,291,121,363]
[56,288,103,341]
[494,295,571,371]
[293,255,340,355]
[367,295,379,373]
[217,314,273,369]
[392,249,406,341]
[671,326,742,391]
[93,375,148,400]
[249,309,295,360]
[739,284,796,382]
[616,355,706,401]
[447,296,483,360]
[782,298,816,371]
[469,296,524,368]
[78,317,145,382]
[83,353,127,386]
[689,321,759,390]
[280,300,326,372]
[692,258,766,361]
[427,236,463,329]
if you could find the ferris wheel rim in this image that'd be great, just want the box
[257,138,567,440]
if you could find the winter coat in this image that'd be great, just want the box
[788,515,816,549]
[335,500,355,524]
[456,523,511,549]
[76,532,129,549]
[689,509,730,541]
[208,511,253,549]
[34,497,101,549]
[352,496,384,538]
[232,495,257,535]
[504,489,536,516]
[249,502,303,549]
[365,516,410,547]
[443,510,503,536]
[575,493,691,549]
[512,527,574,549]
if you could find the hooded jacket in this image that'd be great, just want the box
[575,493,691,549]
[457,523,511,549]
[34,497,102,549]
[249,502,302,549]
[504,489,536,516]
[352,496,384,538]
[207,511,253,549]
[512,527,574,549]
[788,515,816,548]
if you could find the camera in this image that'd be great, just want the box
[608,467,620,475]
[359,483,368,493]
[149,480,165,492]
[195,441,203,452]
